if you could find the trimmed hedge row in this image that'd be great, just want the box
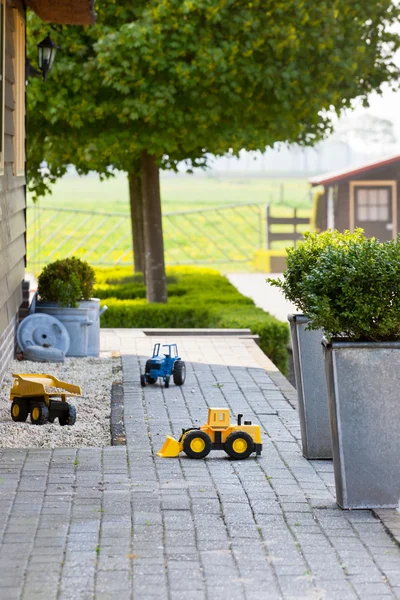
[96,267,289,373]
[102,299,211,328]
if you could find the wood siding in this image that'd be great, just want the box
[332,162,400,234]
[0,0,26,374]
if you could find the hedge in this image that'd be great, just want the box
[101,299,211,328]
[96,266,289,373]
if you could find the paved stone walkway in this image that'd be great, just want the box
[0,332,400,599]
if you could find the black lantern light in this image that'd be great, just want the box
[37,35,58,81]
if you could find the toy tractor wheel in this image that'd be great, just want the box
[165,376,170,389]
[10,398,29,422]
[224,431,254,460]
[183,430,212,459]
[173,360,186,386]
[145,360,157,384]
[59,404,76,426]
[30,402,49,426]
[140,374,147,387]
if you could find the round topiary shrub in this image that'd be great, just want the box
[268,229,366,315]
[301,235,400,341]
[38,257,96,307]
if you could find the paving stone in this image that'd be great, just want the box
[1,335,400,599]
[0,589,22,600]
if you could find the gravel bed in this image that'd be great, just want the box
[0,354,119,448]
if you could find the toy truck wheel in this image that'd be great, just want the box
[165,376,170,389]
[173,360,186,386]
[140,374,147,387]
[30,402,49,426]
[11,398,29,422]
[224,431,254,460]
[59,404,76,426]
[145,360,157,384]
[183,430,212,459]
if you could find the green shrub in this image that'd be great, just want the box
[95,282,146,300]
[96,266,289,373]
[302,235,400,341]
[100,298,211,328]
[268,229,366,314]
[214,307,289,372]
[94,267,178,286]
[38,257,95,307]
[95,282,188,300]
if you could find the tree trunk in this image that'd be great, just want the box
[128,169,145,275]
[140,150,167,303]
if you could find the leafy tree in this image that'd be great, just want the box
[27,0,400,302]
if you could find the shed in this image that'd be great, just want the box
[309,154,400,240]
[0,0,95,384]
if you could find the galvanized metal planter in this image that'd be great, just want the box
[288,315,332,460]
[323,338,400,509]
[35,301,92,357]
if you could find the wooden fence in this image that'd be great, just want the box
[265,204,311,249]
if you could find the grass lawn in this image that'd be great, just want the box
[28,172,311,211]
[27,172,312,272]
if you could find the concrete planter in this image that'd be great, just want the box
[288,314,331,460]
[323,338,400,509]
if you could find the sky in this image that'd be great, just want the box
[341,26,400,147]
[347,85,400,144]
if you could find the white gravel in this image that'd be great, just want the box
[0,354,119,448]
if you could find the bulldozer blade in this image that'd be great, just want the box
[157,435,182,458]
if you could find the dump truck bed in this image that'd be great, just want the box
[11,374,81,399]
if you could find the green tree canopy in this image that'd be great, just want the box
[27,0,400,300]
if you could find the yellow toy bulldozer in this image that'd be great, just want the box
[158,408,262,460]
[10,374,81,426]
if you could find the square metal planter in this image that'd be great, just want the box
[323,338,400,509]
[289,314,332,460]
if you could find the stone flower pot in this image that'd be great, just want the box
[288,314,332,460]
[323,338,400,509]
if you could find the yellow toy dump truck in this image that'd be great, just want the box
[10,374,81,426]
[158,408,262,460]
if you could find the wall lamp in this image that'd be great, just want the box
[26,34,59,82]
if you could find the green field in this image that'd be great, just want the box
[27,173,312,273]
[28,172,311,211]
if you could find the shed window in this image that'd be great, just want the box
[13,9,25,176]
[356,188,389,222]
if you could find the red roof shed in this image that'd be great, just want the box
[309,154,400,239]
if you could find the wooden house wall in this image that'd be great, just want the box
[334,182,349,232]
[0,0,26,381]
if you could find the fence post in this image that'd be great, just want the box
[265,204,270,250]
[294,208,297,248]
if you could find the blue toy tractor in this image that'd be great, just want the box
[140,344,186,388]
